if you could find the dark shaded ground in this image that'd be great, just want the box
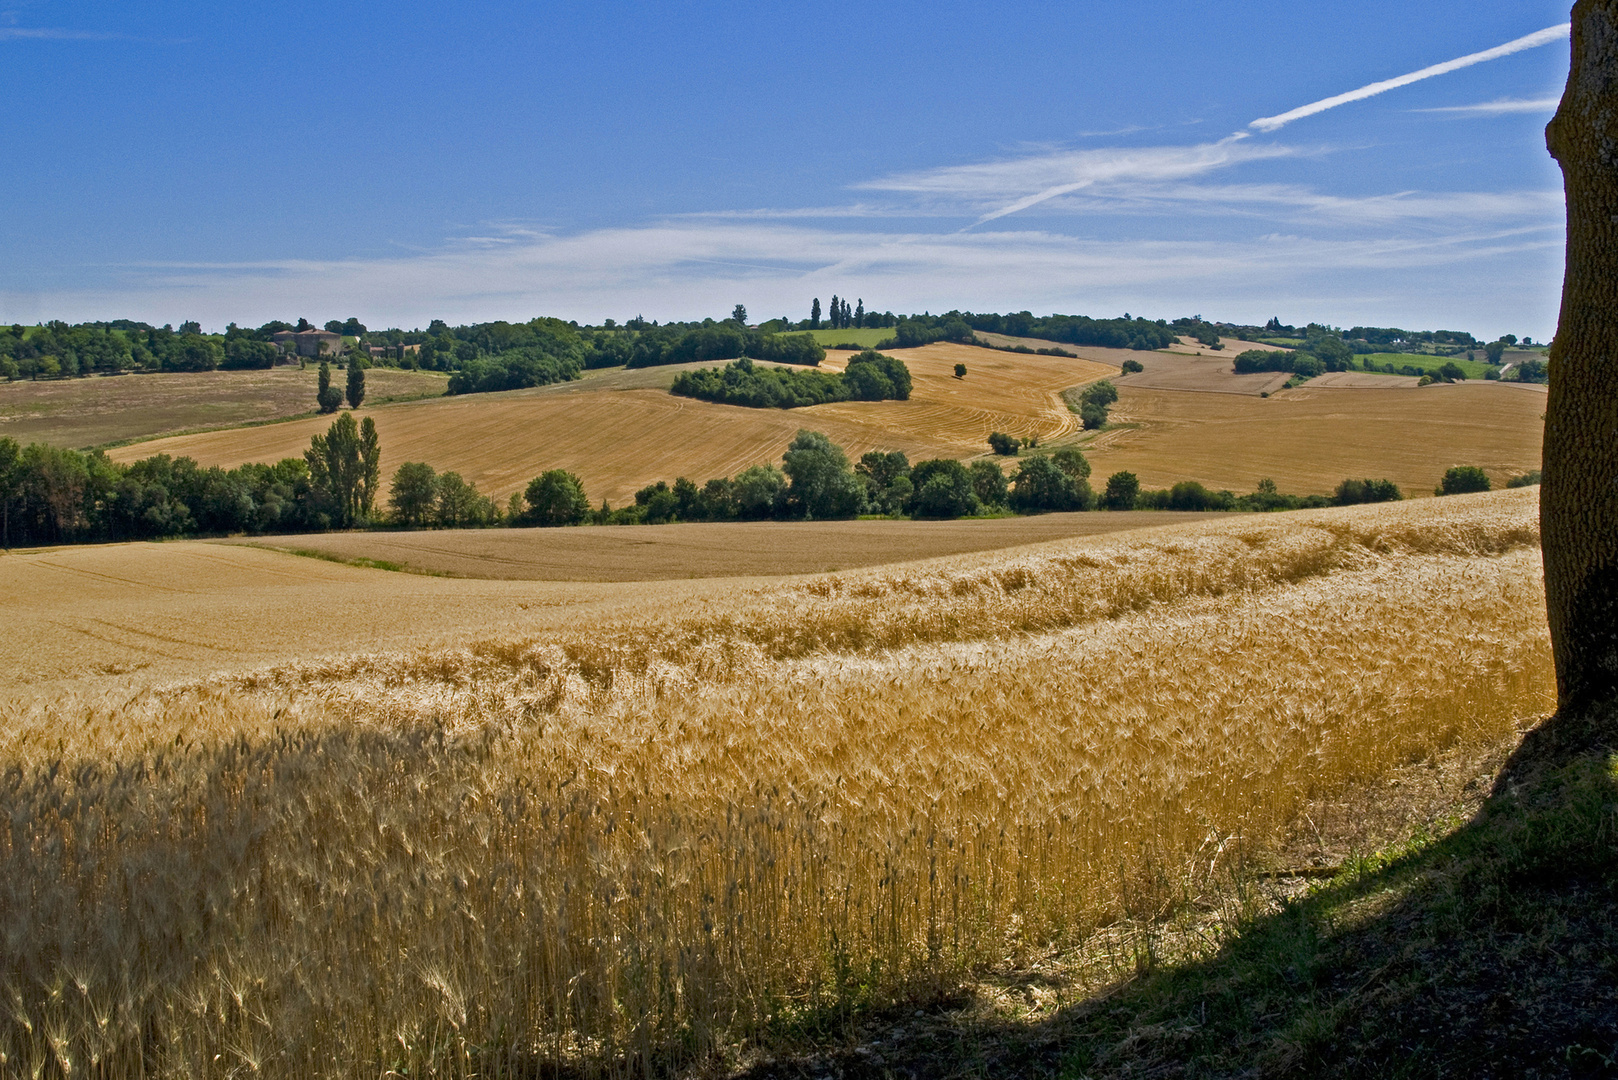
[725,709,1618,1079]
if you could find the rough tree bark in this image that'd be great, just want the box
[1544,0,1618,723]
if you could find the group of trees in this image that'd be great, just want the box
[0,321,283,379]
[805,296,896,331]
[1072,379,1118,429]
[669,351,912,409]
[0,413,384,546]
[620,323,826,369]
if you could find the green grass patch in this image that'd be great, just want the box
[790,328,896,349]
[247,543,450,577]
[1360,352,1496,379]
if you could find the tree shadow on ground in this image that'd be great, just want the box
[736,709,1618,1079]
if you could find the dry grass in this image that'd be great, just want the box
[1086,381,1545,495]
[226,511,1211,582]
[0,367,449,449]
[0,490,1552,1077]
[1112,351,1291,396]
[107,345,1112,503]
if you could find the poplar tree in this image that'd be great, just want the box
[1543,0,1618,723]
[829,295,841,330]
[811,298,822,329]
[346,360,366,409]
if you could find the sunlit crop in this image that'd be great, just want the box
[0,490,1550,1077]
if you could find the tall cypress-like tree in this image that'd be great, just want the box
[854,298,864,328]
[1543,0,1618,724]
[811,298,821,329]
[829,295,841,330]
[346,359,366,410]
[358,415,381,517]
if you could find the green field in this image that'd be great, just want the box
[1359,352,1496,379]
[792,327,895,349]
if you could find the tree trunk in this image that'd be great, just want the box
[1544,0,1618,721]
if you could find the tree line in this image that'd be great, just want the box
[0,413,381,547]
[1,415,1528,550]
[6,311,1529,390]
[669,352,912,408]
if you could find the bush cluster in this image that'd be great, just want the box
[670,351,911,409]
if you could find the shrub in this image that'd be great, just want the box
[1507,470,1542,488]
[671,353,909,409]
[634,481,679,524]
[843,350,912,401]
[953,363,967,379]
[732,464,788,519]
[855,451,913,516]
[1009,455,1092,512]
[448,347,582,395]
[1120,359,1144,374]
[1437,361,1467,383]
[783,430,866,519]
[1166,481,1235,511]
[523,469,590,526]
[969,460,1008,507]
[910,459,979,518]
[1436,466,1491,496]
[1510,358,1549,383]
[1101,471,1139,510]
[1050,447,1091,481]
[1075,379,1119,429]
[1333,478,1403,505]
[388,462,439,527]
[987,431,1021,456]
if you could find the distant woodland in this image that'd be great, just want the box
[0,307,1542,394]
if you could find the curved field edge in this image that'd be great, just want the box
[0,490,1553,1078]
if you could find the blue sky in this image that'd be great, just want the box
[0,1,1571,338]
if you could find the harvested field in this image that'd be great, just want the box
[1087,380,1544,495]
[0,491,1553,1077]
[1113,350,1291,396]
[0,366,449,449]
[110,344,1113,504]
[1305,371,1423,389]
[230,510,1212,582]
[1162,333,1285,355]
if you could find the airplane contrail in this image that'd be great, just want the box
[968,22,1571,227]
[1249,23,1570,132]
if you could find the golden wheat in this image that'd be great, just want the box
[0,490,1551,1077]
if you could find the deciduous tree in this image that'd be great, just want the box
[1543,1,1618,717]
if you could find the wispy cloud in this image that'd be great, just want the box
[1014,182,1562,227]
[1250,24,1570,132]
[0,26,121,39]
[1413,96,1561,116]
[0,218,1562,338]
[858,137,1298,225]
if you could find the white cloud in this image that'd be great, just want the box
[0,218,1563,339]
[1028,183,1563,226]
[856,137,1299,224]
[1414,96,1562,116]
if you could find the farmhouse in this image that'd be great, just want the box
[270,328,344,358]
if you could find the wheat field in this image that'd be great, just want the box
[0,489,1551,1077]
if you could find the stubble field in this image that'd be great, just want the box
[1085,380,1546,495]
[0,489,1553,1077]
[109,345,1114,504]
[0,366,449,448]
